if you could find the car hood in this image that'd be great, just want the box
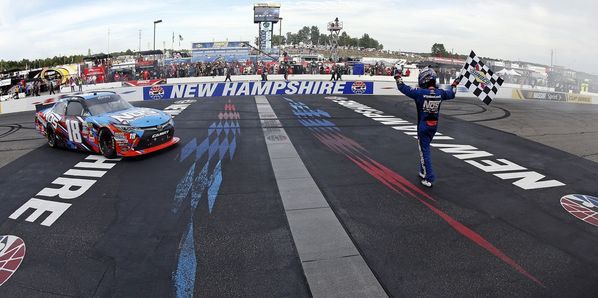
[96,107,170,127]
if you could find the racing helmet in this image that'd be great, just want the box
[418,67,438,88]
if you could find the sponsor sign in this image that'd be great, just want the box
[259,22,273,50]
[0,235,26,286]
[351,81,367,94]
[148,85,165,100]
[123,79,166,87]
[136,60,156,69]
[429,57,466,66]
[0,79,11,87]
[110,109,160,123]
[520,90,566,101]
[566,94,592,104]
[83,66,105,76]
[142,81,373,100]
[192,41,247,49]
[560,194,598,226]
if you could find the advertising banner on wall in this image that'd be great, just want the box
[512,88,594,104]
[124,79,166,87]
[143,81,373,100]
[566,94,592,104]
[519,90,566,101]
[513,89,567,101]
[83,66,106,83]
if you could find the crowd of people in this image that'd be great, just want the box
[7,76,85,99]
[104,59,415,83]
[103,59,354,82]
[5,51,593,101]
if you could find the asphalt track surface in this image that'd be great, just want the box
[1,94,598,297]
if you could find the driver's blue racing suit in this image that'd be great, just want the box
[397,83,456,182]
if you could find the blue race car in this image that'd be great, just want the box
[35,91,179,157]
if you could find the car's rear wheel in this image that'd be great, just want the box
[47,126,57,148]
[99,129,117,158]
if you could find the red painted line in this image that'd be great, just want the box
[346,154,408,195]
[347,154,416,197]
[365,157,435,202]
[308,129,544,287]
[415,196,545,287]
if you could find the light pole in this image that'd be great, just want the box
[107,28,110,59]
[278,17,283,56]
[278,18,283,41]
[153,20,162,61]
[138,29,142,52]
[153,20,162,51]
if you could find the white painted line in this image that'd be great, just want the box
[255,96,387,298]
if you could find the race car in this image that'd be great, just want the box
[34,91,179,157]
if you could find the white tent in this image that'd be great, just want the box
[497,68,509,75]
[507,69,521,76]
[497,68,521,76]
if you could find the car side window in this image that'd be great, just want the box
[52,102,67,115]
[66,101,84,116]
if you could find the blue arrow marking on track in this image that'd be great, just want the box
[174,221,197,298]
[191,162,210,209]
[172,162,196,214]
[207,160,223,213]
[171,105,241,296]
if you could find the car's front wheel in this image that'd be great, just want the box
[47,126,57,148]
[98,129,117,158]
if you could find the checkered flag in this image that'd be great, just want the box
[456,51,504,105]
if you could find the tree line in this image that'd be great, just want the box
[273,25,383,50]
[0,49,137,73]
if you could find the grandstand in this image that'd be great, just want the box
[191,41,251,63]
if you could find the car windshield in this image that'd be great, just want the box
[86,94,133,115]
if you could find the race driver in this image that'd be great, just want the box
[395,67,458,187]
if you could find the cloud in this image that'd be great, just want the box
[0,0,596,73]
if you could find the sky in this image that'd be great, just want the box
[0,0,596,73]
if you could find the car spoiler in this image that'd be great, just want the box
[87,90,117,95]
[33,98,57,112]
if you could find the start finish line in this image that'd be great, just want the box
[143,80,373,100]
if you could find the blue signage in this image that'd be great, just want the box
[143,81,374,100]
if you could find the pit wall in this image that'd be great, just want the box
[1,75,597,115]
